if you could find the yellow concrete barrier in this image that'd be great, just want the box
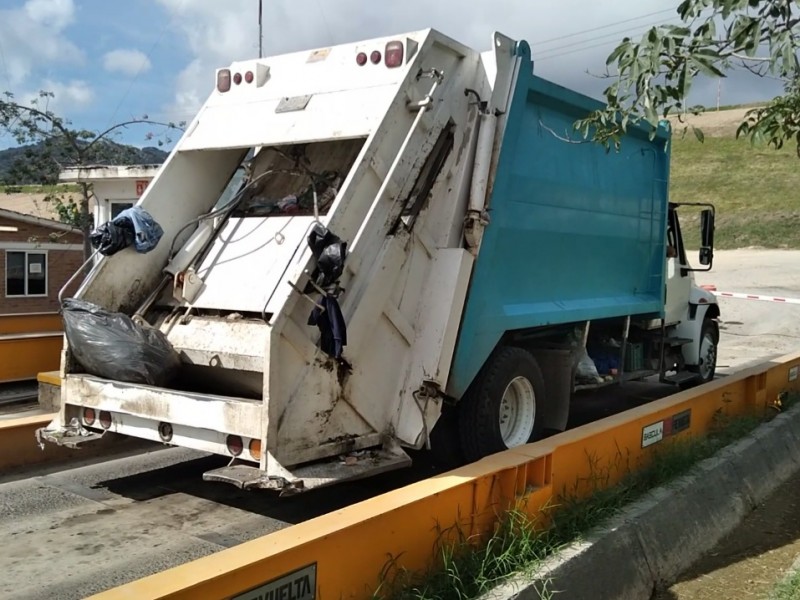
[36,371,62,387]
[0,312,62,335]
[81,353,800,599]
[0,411,155,474]
[0,312,63,383]
[0,413,66,471]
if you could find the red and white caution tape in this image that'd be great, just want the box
[701,285,800,305]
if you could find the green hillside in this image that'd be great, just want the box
[0,141,168,185]
[670,135,800,249]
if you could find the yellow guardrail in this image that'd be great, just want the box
[87,352,800,600]
[0,413,63,471]
[0,312,63,383]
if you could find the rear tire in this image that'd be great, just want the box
[689,318,719,384]
[458,346,545,463]
[428,404,465,470]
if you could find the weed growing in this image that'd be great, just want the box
[769,566,800,600]
[378,395,800,600]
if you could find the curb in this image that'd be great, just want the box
[482,403,800,600]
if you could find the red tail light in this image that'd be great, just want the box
[233,72,242,85]
[99,411,112,430]
[356,52,367,66]
[370,50,381,64]
[83,407,95,426]
[244,71,254,84]
[385,41,404,68]
[226,435,243,456]
[217,69,231,92]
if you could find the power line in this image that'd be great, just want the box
[535,19,682,62]
[104,0,188,130]
[0,35,12,90]
[313,0,335,47]
[535,19,680,57]
[530,8,676,48]
[108,7,685,125]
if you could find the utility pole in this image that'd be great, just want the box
[258,0,264,58]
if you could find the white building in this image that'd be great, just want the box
[59,165,162,225]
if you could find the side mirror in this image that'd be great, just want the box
[699,208,715,266]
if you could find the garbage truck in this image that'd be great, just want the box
[39,28,720,494]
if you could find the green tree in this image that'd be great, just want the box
[577,0,800,153]
[0,90,184,260]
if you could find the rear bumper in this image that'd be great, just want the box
[50,374,264,461]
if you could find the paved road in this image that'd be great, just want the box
[4,249,793,599]
[1,444,451,600]
[695,250,800,371]
[1,379,678,600]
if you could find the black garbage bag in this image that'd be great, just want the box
[62,298,181,387]
[307,223,347,287]
[89,206,164,256]
[89,220,135,256]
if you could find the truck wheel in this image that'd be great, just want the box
[458,347,545,463]
[428,404,465,469]
[690,318,719,383]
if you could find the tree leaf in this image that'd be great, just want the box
[691,55,726,77]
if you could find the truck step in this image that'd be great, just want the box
[203,444,412,495]
[661,372,699,386]
[658,337,694,347]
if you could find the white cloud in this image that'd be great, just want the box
[42,79,93,109]
[0,0,82,89]
[24,0,74,29]
[17,79,94,113]
[103,49,151,77]
[156,0,778,120]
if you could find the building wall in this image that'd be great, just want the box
[0,216,84,314]
[93,179,151,225]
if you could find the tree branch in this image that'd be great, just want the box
[82,119,184,155]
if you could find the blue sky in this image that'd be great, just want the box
[0,0,781,151]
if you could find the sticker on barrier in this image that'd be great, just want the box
[641,409,692,448]
[232,563,316,600]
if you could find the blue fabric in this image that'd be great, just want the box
[308,295,347,359]
[113,206,164,253]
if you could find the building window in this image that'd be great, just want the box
[6,251,47,297]
[111,201,135,219]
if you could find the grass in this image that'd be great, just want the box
[701,101,764,112]
[670,134,800,250]
[1,183,80,194]
[769,567,800,600]
[379,393,799,600]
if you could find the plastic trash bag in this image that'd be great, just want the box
[114,206,164,253]
[90,220,135,256]
[89,206,163,256]
[62,298,180,387]
[307,223,347,287]
[575,347,602,383]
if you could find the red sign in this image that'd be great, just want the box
[135,180,149,196]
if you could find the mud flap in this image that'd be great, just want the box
[203,441,411,496]
[35,417,107,450]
